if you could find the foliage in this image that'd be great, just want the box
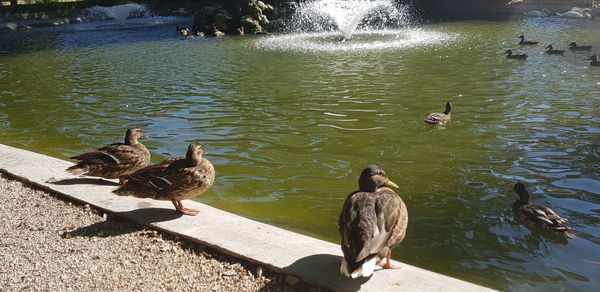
[21,0,133,13]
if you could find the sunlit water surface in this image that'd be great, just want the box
[0,16,599,291]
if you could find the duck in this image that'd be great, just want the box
[568,42,592,51]
[512,183,576,238]
[545,45,565,55]
[195,30,205,37]
[587,55,600,66]
[556,8,594,19]
[504,49,528,60]
[523,8,550,17]
[237,26,245,36]
[67,128,151,184]
[176,26,191,38]
[518,34,538,45]
[339,165,408,278]
[423,102,452,125]
[213,27,225,37]
[113,143,215,216]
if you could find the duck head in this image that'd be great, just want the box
[504,49,513,55]
[358,165,399,192]
[546,44,554,50]
[587,55,598,61]
[518,35,525,40]
[513,182,530,204]
[568,42,577,47]
[125,128,147,145]
[444,102,452,114]
[185,142,204,166]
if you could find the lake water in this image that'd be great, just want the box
[0,13,599,291]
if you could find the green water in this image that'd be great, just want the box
[1,16,599,291]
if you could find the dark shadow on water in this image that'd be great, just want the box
[117,207,183,224]
[277,253,369,292]
[47,177,120,186]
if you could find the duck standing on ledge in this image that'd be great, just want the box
[505,49,528,59]
[339,166,408,278]
[587,55,600,66]
[67,128,150,184]
[512,183,576,238]
[424,102,452,125]
[113,143,215,216]
[518,34,538,45]
[568,42,592,51]
[545,45,565,55]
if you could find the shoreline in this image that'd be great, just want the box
[0,172,325,291]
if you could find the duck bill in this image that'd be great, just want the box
[384,178,399,189]
[141,135,150,139]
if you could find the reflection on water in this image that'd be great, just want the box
[0,16,599,291]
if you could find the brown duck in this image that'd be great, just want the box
[67,128,150,184]
[339,165,408,278]
[113,143,215,216]
[545,45,565,55]
[505,49,528,59]
[424,102,452,125]
[512,183,575,238]
[518,34,538,45]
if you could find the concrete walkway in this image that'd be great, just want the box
[0,144,495,292]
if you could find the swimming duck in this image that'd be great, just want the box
[339,166,407,278]
[213,27,225,37]
[423,102,452,125]
[176,26,191,38]
[545,45,565,55]
[518,34,538,45]
[512,183,576,238]
[556,8,594,19]
[237,26,245,36]
[67,128,150,184]
[568,42,592,51]
[523,8,550,17]
[504,49,528,59]
[113,143,215,216]
[587,55,600,66]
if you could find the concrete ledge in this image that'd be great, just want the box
[0,144,495,292]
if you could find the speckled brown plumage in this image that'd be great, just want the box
[512,183,575,238]
[424,102,452,125]
[113,143,215,216]
[338,166,408,278]
[66,128,150,182]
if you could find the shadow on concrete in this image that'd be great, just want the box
[284,253,369,292]
[47,177,120,186]
[117,207,183,224]
[62,218,143,238]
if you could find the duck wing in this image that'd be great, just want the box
[71,143,144,165]
[339,189,406,267]
[113,157,181,198]
[518,203,571,232]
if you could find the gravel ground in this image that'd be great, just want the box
[0,174,328,292]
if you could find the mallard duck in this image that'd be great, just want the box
[568,42,592,51]
[504,49,528,59]
[176,26,191,38]
[545,45,565,55]
[512,183,576,238]
[424,102,452,125]
[556,8,594,19]
[518,34,538,45]
[67,128,150,184]
[237,26,245,36]
[523,8,550,17]
[213,27,225,37]
[113,143,215,216]
[338,166,408,278]
[587,55,600,66]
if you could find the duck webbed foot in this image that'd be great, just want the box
[378,250,401,270]
[172,200,199,216]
